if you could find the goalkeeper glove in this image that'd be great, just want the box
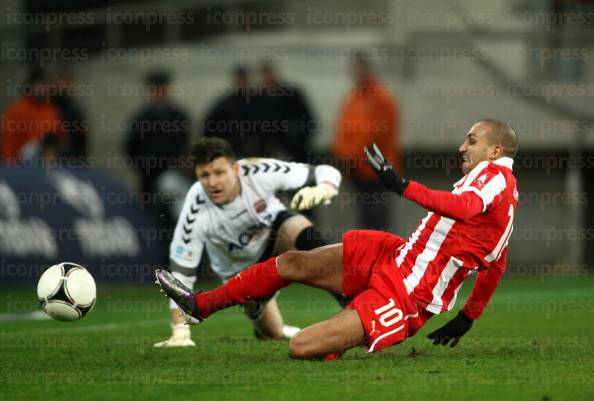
[427,311,474,347]
[290,183,338,211]
[153,324,196,348]
[364,143,408,195]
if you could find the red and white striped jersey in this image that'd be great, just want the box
[396,157,518,315]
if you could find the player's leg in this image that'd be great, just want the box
[288,308,365,359]
[275,214,350,306]
[155,243,344,321]
[243,298,298,340]
[247,298,284,339]
[247,243,344,340]
[243,295,302,340]
[276,244,343,294]
[236,215,344,338]
[198,244,344,317]
[273,214,313,254]
[243,214,313,339]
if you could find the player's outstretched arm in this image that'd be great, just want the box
[364,143,409,194]
[365,143,484,221]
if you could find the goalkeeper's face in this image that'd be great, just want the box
[195,157,241,205]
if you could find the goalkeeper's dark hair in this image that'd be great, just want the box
[191,137,236,166]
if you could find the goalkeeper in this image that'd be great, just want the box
[154,137,345,347]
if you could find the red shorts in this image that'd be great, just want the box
[342,230,432,353]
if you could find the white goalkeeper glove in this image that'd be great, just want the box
[153,324,195,348]
[290,183,338,211]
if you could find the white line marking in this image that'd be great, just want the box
[2,318,169,335]
[0,311,51,322]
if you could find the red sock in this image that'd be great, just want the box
[195,257,288,318]
[321,352,343,362]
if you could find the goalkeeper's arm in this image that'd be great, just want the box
[290,165,341,211]
[153,267,196,348]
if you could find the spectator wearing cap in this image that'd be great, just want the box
[124,71,190,196]
[0,67,64,162]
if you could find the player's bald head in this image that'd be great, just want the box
[478,119,518,158]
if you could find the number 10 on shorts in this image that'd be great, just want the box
[374,298,403,327]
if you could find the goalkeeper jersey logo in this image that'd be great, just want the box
[254,199,267,213]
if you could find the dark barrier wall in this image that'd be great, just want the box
[0,166,167,283]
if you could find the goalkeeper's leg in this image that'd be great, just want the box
[245,298,300,340]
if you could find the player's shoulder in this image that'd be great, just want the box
[238,158,295,177]
[488,157,517,186]
[184,181,210,208]
[486,158,518,200]
[178,181,210,231]
[462,158,515,194]
[186,180,206,196]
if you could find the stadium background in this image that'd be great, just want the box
[1,1,593,400]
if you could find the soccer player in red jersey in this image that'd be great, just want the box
[156,119,519,359]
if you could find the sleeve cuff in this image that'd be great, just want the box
[402,180,418,198]
[314,165,342,189]
[462,307,481,320]
[459,309,475,321]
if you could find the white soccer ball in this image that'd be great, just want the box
[37,262,96,321]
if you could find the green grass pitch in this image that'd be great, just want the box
[1,275,593,401]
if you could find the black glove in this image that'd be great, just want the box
[364,143,409,195]
[427,311,474,347]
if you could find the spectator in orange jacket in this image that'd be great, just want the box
[332,52,401,230]
[1,67,64,163]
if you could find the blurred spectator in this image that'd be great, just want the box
[332,52,401,230]
[53,68,89,159]
[255,62,315,162]
[124,70,190,196]
[0,67,64,163]
[202,66,257,158]
[21,134,62,167]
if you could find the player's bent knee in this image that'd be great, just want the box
[277,250,309,282]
